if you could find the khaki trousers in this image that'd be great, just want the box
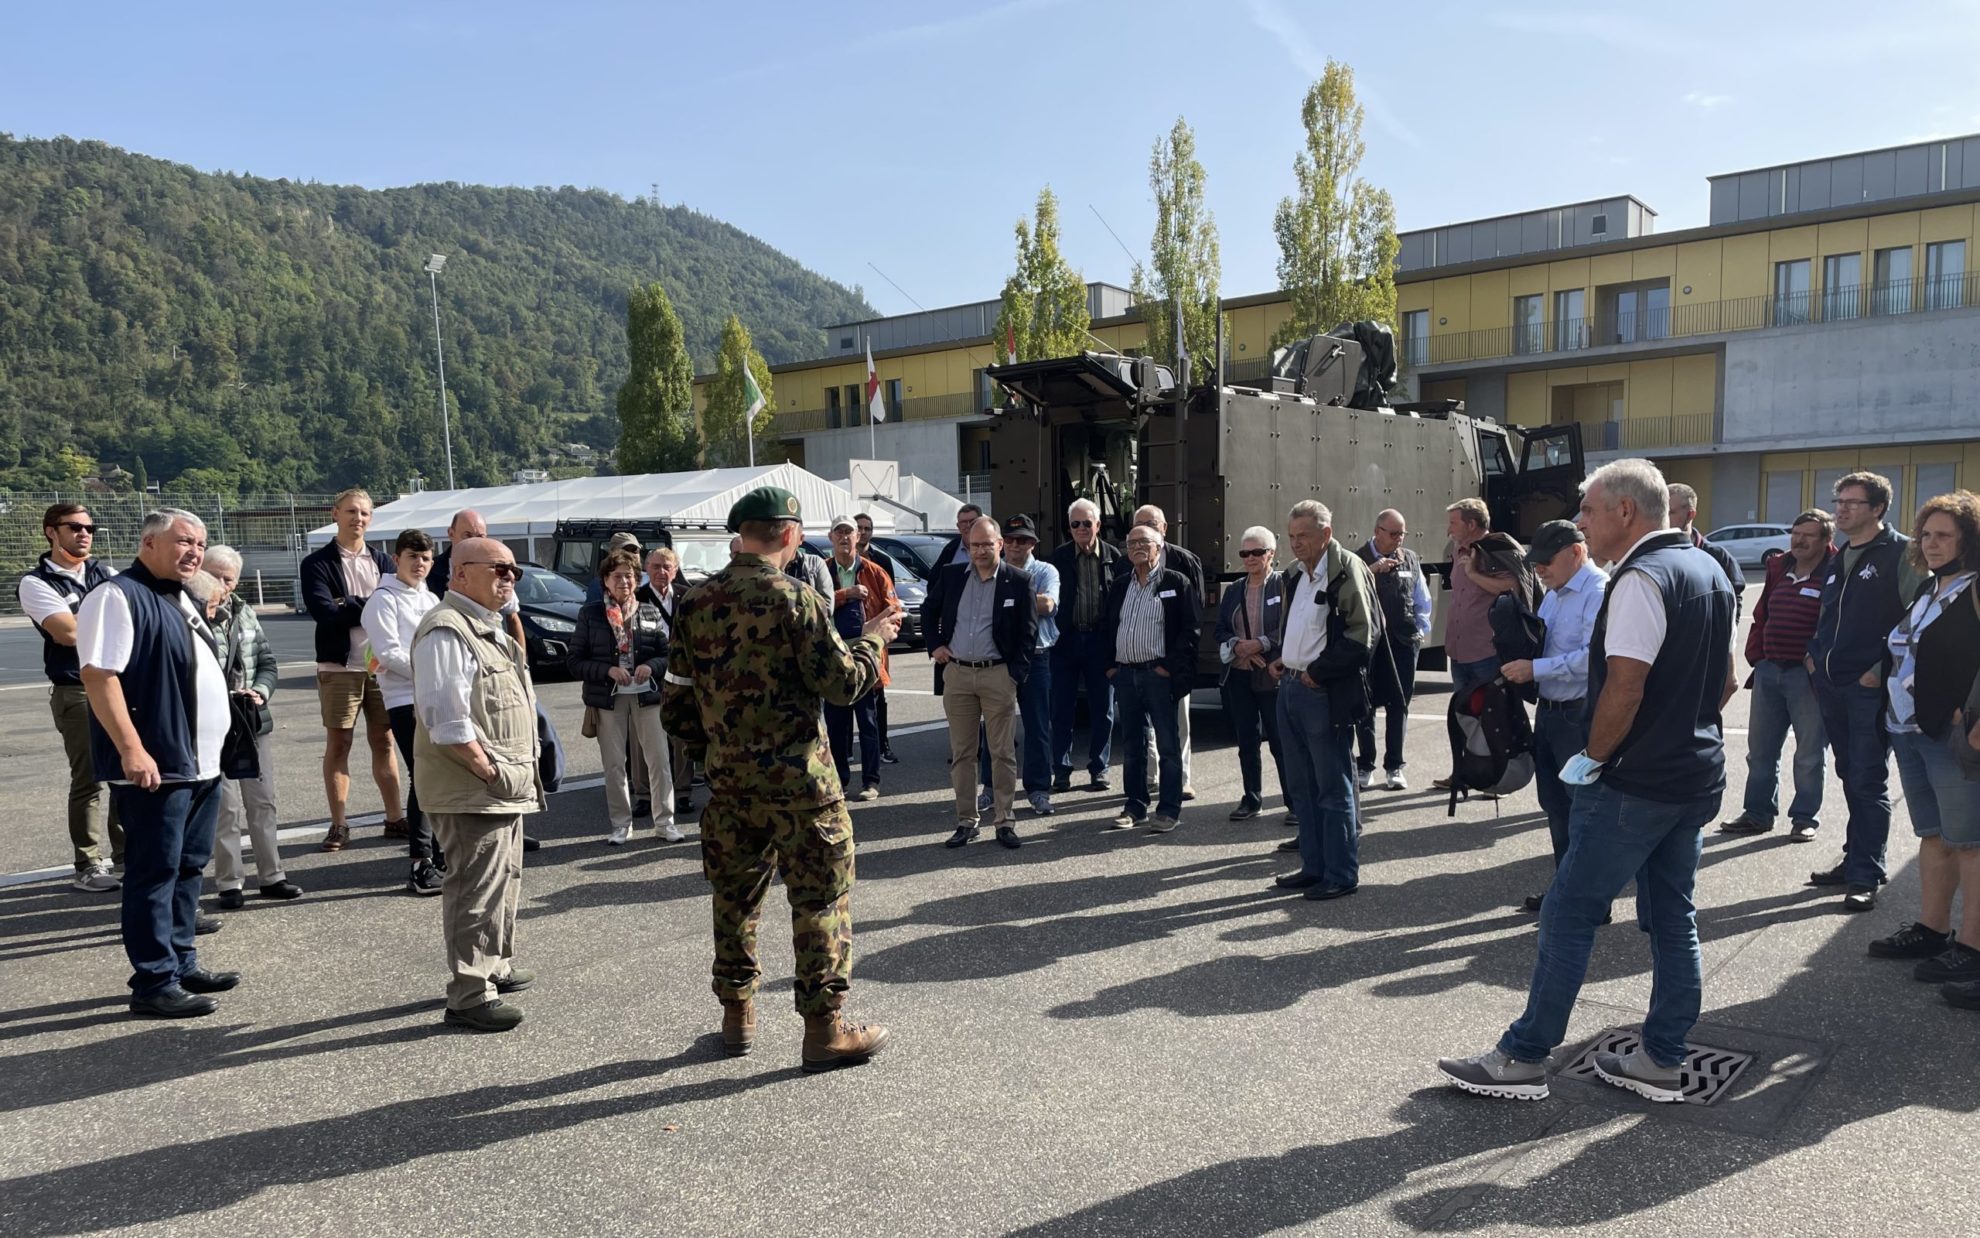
[431,811,523,1011]
[944,661,1018,826]
[52,683,122,871]
[214,731,284,890]
[595,696,674,831]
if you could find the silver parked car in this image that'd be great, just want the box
[1704,523,1792,570]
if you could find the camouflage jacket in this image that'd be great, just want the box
[662,552,885,807]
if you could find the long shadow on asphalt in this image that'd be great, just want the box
[1006,868,1980,1236]
[0,1045,789,1234]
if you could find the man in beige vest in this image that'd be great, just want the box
[411,537,544,1032]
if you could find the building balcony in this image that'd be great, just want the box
[1404,271,1979,369]
[1570,411,1716,454]
[777,390,990,435]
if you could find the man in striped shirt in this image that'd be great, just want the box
[1721,509,1835,841]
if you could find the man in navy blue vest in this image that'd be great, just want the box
[76,509,240,1019]
[17,503,124,891]
[1440,459,1736,1104]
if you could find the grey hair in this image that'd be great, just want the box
[1068,497,1099,520]
[1582,458,1669,527]
[1288,500,1332,528]
[1240,525,1277,551]
[1667,483,1699,517]
[203,544,243,576]
[140,508,205,541]
[183,570,220,603]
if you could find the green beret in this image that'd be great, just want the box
[726,485,803,533]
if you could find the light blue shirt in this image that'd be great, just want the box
[1534,561,1608,703]
[1015,554,1060,650]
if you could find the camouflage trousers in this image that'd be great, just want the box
[702,797,855,1016]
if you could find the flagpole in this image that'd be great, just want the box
[866,333,878,457]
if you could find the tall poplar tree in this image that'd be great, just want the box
[1133,117,1222,370]
[701,314,775,467]
[614,282,701,475]
[1271,61,1400,345]
[994,188,1090,362]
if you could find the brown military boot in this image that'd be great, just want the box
[800,1011,890,1073]
[720,1000,756,1057]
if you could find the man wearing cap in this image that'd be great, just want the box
[1500,520,1608,913]
[976,515,1060,817]
[586,531,643,604]
[925,516,1037,849]
[663,485,902,1072]
[823,515,897,802]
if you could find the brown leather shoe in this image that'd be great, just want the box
[721,1000,756,1057]
[382,818,410,839]
[801,1011,890,1073]
[320,823,349,853]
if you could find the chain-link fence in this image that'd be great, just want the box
[1,492,339,615]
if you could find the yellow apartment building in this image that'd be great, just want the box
[697,133,1980,531]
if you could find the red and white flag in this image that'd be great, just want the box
[865,340,887,423]
[1005,321,1017,365]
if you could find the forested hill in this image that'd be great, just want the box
[0,134,872,493]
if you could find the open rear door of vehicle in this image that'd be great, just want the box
[1494,423,1585,539]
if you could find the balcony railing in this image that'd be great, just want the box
[1570,412,1716,453]
[777,389,993,433]
[1417,271,1979,367]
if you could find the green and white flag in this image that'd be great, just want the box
[741,362,766,422]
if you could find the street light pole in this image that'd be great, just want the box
[424,254,456,490]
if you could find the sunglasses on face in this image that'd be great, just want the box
[462,561,521,580]
[1238,548,1269,559]
[1069,520,1095,529]
[57,522,96,535]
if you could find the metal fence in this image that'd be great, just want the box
[1,492,338,616]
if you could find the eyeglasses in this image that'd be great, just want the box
[462,561,522,580]
[1069,520,1095,529]
[1238,548,1270,559]
[1833,498,1875,510]
[57,522,96,534]
[966,541,999,550]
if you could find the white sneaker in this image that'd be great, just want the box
[1385,770,1408,791]
[1357,769,1376,790]
[73,865,120,892]
[658,820,684,843]
[605,824,631,846]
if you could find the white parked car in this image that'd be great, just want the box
[1704,523,1792,570]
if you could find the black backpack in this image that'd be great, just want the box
[1445,675,1535,815]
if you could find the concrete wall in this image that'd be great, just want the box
[795,418,964,496]
[1720,304,1980,445]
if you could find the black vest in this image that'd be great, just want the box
[26,555,115,685]
[1357,543,1423,648]
[87,562,210,784]
[1586,530,1735,804]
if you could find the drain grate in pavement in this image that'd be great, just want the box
[1561,1027,1754,1106]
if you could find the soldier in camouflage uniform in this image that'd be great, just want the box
[662,485,903,1072]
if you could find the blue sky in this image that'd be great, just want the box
[8,1,1979,317]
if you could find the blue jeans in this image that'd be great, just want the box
[1451,655,1503,701]
[1532,701,1588,867]
[114,777,223,997]
[980,654,1054,793]
[825,690,881,790]
[1742,660,1826,827]
[1277,677,1359,888]
[1115,666,1182,819]
[1500,781,1718,1068]
[1220,674,1285,803]
[1893,728,1980,848]
[1051,630,1114,779]
[1814,677,1891,886]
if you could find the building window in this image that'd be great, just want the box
[1512,295,1544,354]
[1601,279,1671,344]
[885,378,902,419]
[1917,461,1959,503]
[845,384,863,428]
[840,336,854,350]
[826,387,842,429]
[1591,213,1608,236]
[1926,240,1967,310]
[1872,246,1914,316]
[1401,310,1429,365]
[1822,253,1862,321]
[1773,259,1812,325]
[1553,288,1586,351]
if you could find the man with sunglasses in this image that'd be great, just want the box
[19,503,124,892]
[410,538,544,1032]
[1354,509,1433,792]
[1048,498,1126,793]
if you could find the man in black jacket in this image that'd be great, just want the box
[300,488,404,851]
[1102,525,1199,833]
[1048,498,1126,792]
[925,516,1035,849]
[931,503,984,575]
[1133,504,1204,799]
[1667,484,1747,616]
[1356,509,1432,791]
[637,545,694,817]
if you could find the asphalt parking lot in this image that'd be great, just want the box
[1,600,1974,1237]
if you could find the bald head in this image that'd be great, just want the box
[1372,508,1407,555]
[449,536,516,610]
[1133,504,1167,534]
[449,509,487,542]
[966,515,1003,577]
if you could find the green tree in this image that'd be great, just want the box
[1132,117,1222,371]
[614,282,701,475]
[994,188,1090,362]
[1271,61,1399,346]
[700,314,775,468]
[131,454,150,496]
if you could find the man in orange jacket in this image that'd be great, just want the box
[824,515,897,800]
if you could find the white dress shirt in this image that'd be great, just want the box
[1279,557,1330,673]
[75,583,229,782]
[412,594,517,747]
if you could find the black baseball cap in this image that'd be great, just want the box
[1525,519,1585,566]
[1002,515,1038,541]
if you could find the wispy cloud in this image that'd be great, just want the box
[1486,11,1690,54]
[1681,90,1733,110]
[1245,0,1421,148]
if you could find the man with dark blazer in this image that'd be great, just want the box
[1102,524,1200,833]
[1048,498,1128,792]
[932,503,985,576]
[1133,504,1204,799]
[1355,508,1433,791]
[925,516,1036,849]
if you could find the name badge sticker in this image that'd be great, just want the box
[1799,586,1823,598]
[1397,571,1413,581]
[1265,595,1282,606]
[1159,590,1177,599]
[1001,598,1015,608]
